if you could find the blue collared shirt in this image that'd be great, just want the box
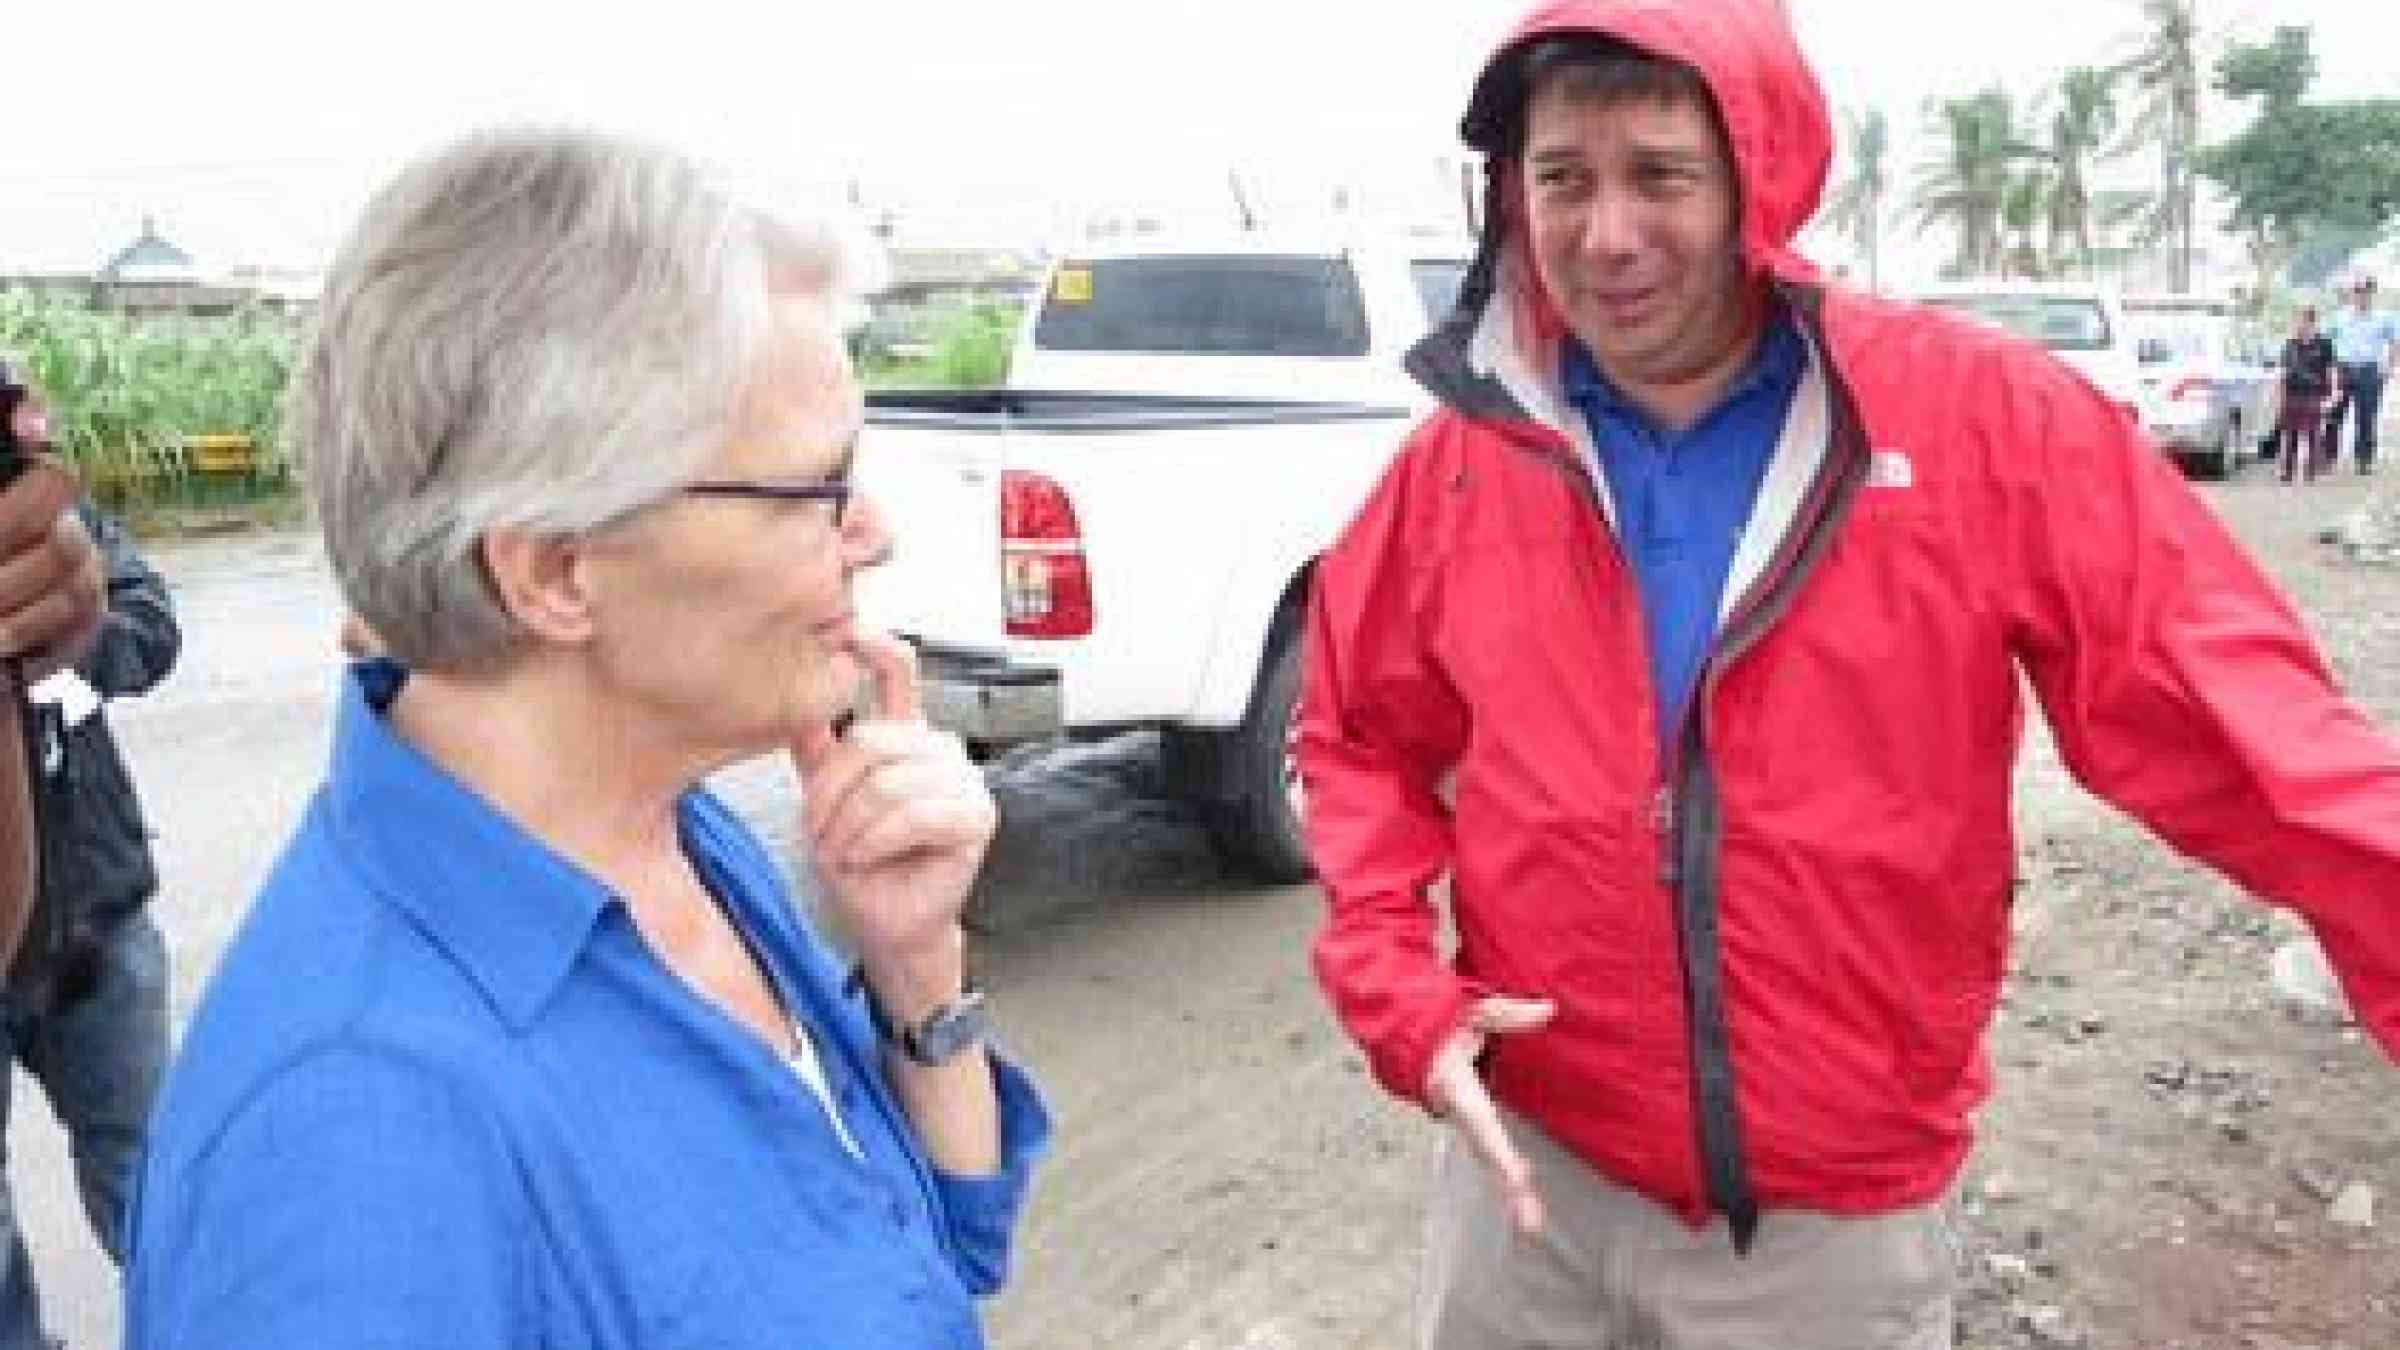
[1562,314,1806,754]
[2330,306,2400,366]
[127,661,1049,1349]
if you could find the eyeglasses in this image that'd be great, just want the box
[680,475,855,526]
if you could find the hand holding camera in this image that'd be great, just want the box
[0,366,104,677]
[0,359,108,971]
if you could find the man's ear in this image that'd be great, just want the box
[479,527,598,647]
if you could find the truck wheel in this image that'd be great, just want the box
[1199,633,1314,885]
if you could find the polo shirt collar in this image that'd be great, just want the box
[326,659,623,1031]
[1562,305,1805,429]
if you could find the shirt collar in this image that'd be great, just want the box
[326,659,623,1031]
[1561,304,1805,431]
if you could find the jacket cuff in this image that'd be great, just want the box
[928,1051,1049,1297]
[1368,973,1496,1112]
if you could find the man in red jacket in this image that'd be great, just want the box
[1298,2,2400,1345]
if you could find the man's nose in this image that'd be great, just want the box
[1574,187,1643,262]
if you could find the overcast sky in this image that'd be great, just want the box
[4,0,2391,282]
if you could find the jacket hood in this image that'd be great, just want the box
[1467,0,1830,276]
[1411,0,1833,416]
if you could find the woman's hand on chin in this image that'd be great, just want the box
[793,633,994,1007]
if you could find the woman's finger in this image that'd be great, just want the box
[831,795,994,877]
[816,758,977,862]
[853,632,923,723]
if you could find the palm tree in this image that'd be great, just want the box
[1913,88,2024,278]
[1825,108,1890,289]
[2038,66,2119,275]
[2001,168,2053,279]
[2114,0,2203,290]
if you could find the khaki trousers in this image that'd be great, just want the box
[1420,1110,1957,1350]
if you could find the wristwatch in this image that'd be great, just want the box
[868,984,991,1067]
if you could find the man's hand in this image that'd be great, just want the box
[792,633,997,1018]
[0,459,102,678]
[1426,995,1557,1237]
[0,456,97,970]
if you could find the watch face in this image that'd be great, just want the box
[907,991,990,1066]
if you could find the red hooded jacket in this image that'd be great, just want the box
[1300,0,2400,1228]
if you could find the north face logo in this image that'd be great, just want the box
[1866,449,1915,490]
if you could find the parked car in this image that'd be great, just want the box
[1910,282,2143,418]
[2123,295,2282,477]
[2123,314,2276,479]
[853,235,1469,883]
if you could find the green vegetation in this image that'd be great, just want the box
[0,291,295,506]
[861,300,1021,389]
[1825,107,1889,290]
[1907,69,2121,283]
[2113,0,2204,292]
[1862,5,2399,305]
[1912,88,2022,279]
[0,283,1024,516]
[2197,26,2400,303]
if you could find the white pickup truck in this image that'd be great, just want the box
[853,235,1468,882]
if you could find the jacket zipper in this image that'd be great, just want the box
[1484,423,1723,888]
[1492,287,1873,1249]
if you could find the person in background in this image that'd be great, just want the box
[2277,304,2336,483]
[0,359,174,1350]
[0,364,107,980]
[125,128,1048,1349]
[1299,2,2400,1346]
[2325,273,2400,474]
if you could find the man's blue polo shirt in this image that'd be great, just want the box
[1562,314,1805,753]
[126,660,1049,1349]
[2331,305,2400,367]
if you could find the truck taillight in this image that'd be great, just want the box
[1000,470,1093,639]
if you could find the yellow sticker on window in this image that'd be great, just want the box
[1052,267,1094,304]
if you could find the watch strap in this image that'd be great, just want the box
[860,976,989,1067]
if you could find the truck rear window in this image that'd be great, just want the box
[1032,256,1371,357]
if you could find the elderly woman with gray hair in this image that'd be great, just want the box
[124,128,1048,1348]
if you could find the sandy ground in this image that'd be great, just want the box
[9,447,2398,1348]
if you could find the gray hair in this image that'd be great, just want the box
[293,126,850,671]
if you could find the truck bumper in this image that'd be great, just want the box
[911,640,1064,744]
[2146,419,2215,451]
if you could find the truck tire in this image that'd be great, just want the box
[1190,633,1314,885]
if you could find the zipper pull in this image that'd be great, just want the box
[1652,787,1682,885]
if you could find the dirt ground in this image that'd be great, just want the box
[1946,463,2400,1350]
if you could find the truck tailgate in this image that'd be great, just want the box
[850,421,1007,650]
